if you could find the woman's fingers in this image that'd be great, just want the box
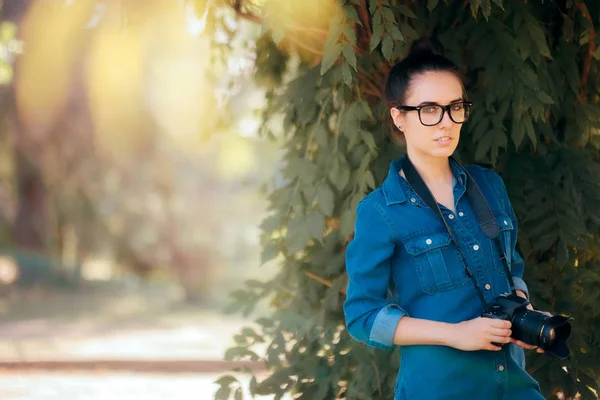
[510,338,538,350]
[490,319,512,329]
[487,343,503,351]
[491,335,512,344]
[491,327,512,337]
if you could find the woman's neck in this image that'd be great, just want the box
[405,151,453,188]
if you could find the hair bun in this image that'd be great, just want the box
[408,37,443,57]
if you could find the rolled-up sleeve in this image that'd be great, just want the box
[343,199,407,350]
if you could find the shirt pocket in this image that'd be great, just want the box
[404,232,470,295]
[491,214,514,274]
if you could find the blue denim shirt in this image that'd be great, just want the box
[343,157,543,400]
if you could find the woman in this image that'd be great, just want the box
[343,41,546,399]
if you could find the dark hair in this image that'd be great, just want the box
[384,38,463,107]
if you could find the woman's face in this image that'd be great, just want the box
[390,71,464,160]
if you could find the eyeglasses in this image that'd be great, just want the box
[396,101,473,126]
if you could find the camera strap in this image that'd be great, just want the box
[402,156,517,307]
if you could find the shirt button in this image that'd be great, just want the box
[498,365,505,372]
[473,244,480,251]
[485,284,491,290]
[458,212,464,217]
[426,239,432,245]
[410,198,416,203]
[503,220,508,225]
[448,214,455,220]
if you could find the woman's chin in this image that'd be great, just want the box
[430,146,457,158]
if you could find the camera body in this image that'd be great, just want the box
[481,292,572,359]
[481,292,529,321]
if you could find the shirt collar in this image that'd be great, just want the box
[449,156,467,188]
[382,158,407,206]
[381,156,466,206]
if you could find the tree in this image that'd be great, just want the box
[215,1,600,399]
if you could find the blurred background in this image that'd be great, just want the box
[0,0,283,398]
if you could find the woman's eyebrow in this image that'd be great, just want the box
[417,98,464,106]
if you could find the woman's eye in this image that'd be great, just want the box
[422,106,438,113]
[451,103,464,111]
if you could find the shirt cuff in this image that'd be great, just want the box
[512,276,529,299]
[368,304,408,349]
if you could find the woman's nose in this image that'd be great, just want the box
[440,109,454,127]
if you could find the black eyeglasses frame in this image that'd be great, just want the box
[395,101,473,126]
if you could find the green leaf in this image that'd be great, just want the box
[368,0,378,14]
[214,375,239,386]
[382,34,394,61]
[387,25,404,41]
[321,43,342,75]
[214,386,232,400]
[287,214,313,253]
[359,100,374,120]
[234,387,243,400]
[224,347,249,361]
[480,0,492,19]
[360,130,377,151]
[537,91,554,105]
[382,7,395,23]
[342,43,357,70]
[340,208,356,238]
[523,116,537,149]
[370,12,384,51]
[492,0,504,9]
[306,210,325,241]
[397,5,417,19]
[342,62,352,86]
[344,124,360,148]
[401,23,419,40]
[364,171,376,189]
[342,25,357,47]
[255,317,274,328]
[336,163,351,191]
[526,17,552,58]
[470,0,481,18]
[314,123,329,147]
[287,157,318,184]
[328,155,351,191]
[343,5,362,26]
[317,183,335,216]
[260,214,281,232]
[427,0,439,11]
[261,241,280,264]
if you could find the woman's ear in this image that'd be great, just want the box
[390,108,404,131]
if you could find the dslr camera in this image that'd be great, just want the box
[481,293,572,359]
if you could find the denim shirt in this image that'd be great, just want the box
[343,157,543,400]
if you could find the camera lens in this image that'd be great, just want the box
[511,309,548,346]
[511,309,572,359]
[539,317,572,350]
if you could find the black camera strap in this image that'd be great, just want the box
[402,156,517,307]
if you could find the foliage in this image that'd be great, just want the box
[216,0,600,399]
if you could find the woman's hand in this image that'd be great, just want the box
[512,290,552,353]
[449,317,512,352]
